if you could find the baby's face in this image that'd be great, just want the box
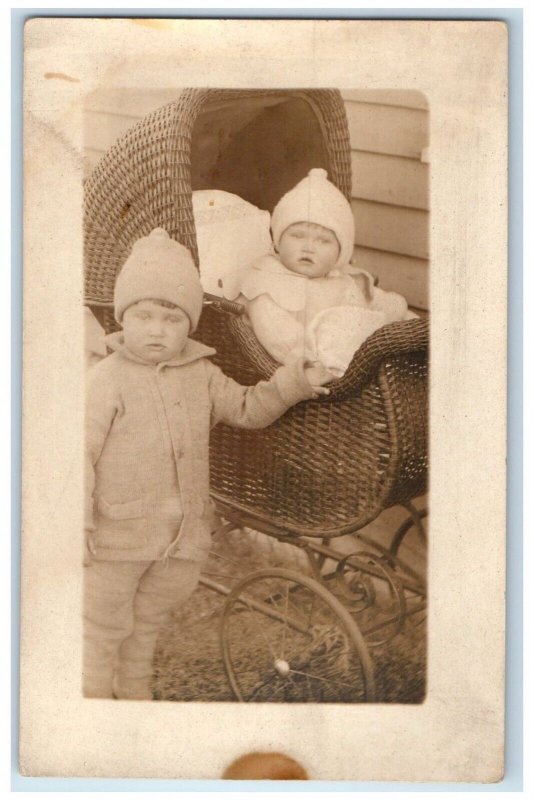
[277,222,340,277]
[122,300,190,363]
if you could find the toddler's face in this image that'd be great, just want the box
[122,300,190,363]
[277,222,340,278]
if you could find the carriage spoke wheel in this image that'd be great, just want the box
[221,567,376,703]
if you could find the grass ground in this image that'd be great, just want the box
[153,509,427,704]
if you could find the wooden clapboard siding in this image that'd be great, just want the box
[343,89,429,309]
[351,150,428,210]
[340,89,428,110]
[345,102,429,160]
[84,109,143,157]
[351,199,429,260]
[353,247,429,311]
[83,89,179,176]
[84,87,179,119]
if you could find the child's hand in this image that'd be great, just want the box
[304,363,336,397]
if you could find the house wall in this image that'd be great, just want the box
[340,90,429,311]
[84,88,429,309]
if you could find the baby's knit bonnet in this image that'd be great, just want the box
[114,228,204,329]
[270,168,355,269]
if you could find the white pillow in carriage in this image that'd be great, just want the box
[192,190,273,296]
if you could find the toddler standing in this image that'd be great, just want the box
[223,168,416,376]
[84,228,331,700]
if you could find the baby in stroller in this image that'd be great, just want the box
[223,168,416,376]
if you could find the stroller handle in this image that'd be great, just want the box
[203,293,245,316]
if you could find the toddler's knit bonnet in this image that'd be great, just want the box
[270,168,355,270]
[114,228,204,329]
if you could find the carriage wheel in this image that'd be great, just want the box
[221,567,376,702]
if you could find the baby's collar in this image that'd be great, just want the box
[254,256,344,280]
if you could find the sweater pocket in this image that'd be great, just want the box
[94,496,148,550]
[97,496,145,520]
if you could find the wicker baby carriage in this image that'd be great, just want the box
[84,88,428,540]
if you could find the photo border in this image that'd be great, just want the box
[11,5,523,792]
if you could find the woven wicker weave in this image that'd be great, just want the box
[84,88,428,538]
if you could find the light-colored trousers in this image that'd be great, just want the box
[83,558,202,699]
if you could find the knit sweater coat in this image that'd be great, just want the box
[86,333,314,562]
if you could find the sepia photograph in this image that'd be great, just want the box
[20,17,507,781]
[83,84,429,705]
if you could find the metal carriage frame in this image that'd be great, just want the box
[199,494,427,703]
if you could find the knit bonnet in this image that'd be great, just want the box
[114,228,204,329]
[271,168,355,270]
